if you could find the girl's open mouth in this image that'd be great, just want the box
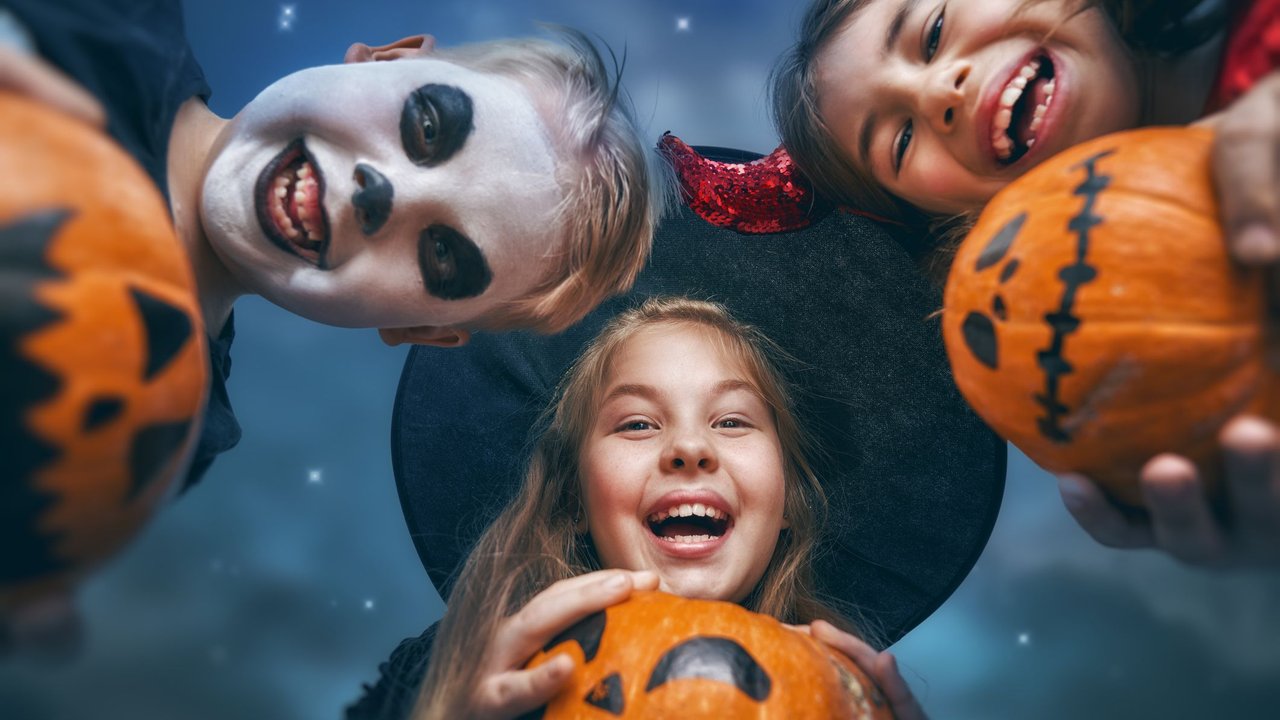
[647,503,733,544]
[990,54,1057,166]
[254,138,331,268]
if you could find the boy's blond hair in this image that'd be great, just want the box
[442,30,668,334]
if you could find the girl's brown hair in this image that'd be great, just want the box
[411,296,854,719]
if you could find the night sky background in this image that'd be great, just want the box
[3,1,1280,718]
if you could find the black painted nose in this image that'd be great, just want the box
[352,163,393,235]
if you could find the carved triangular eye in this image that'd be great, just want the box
[542,610,606,662]
[975,212,1026,271]
[128,286,193,381]
[584,672,625,715]
[645,636,771,702]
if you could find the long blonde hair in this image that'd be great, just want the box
[413,297,854,719]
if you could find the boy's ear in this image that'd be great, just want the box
[343,35,436,64]
[378,326,470,348]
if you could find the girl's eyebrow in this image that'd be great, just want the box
[603,383,658,403]
[883,0,923,59]
[602,379,755,404]
[858,110,879,169]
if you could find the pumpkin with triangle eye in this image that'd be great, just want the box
[525,591,894,719]
[942,127,1275,507]
[1,94,207,615]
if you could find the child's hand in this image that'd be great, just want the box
[0,44,105,127]
[464,569,659,720]
[808,619,929,720]
[1206,71,1280,266]
[1057,416,1280,569]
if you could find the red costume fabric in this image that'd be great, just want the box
[667,0,1280,234]
[1206,0,1280,113]
[657,134,830,234]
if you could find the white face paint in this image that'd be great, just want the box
[200,58,565,329]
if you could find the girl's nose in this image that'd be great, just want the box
[921,62,970,134]
[352,162,393,235]
[664,432,719,473]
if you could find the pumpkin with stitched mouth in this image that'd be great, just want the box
[0,93,207,616]
[525,591,894,719]
[942,126,1276,507]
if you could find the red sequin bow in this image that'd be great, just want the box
[657,133,830,234]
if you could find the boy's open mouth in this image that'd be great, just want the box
[254,138,331,268]
[990,54,1056,166]
[647,503,733,544]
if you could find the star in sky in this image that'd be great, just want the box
[279,4,296,31]
[1017,632,1031,646]
[676,17,691,32]
[363,598,376,611]
[308,468,322,484]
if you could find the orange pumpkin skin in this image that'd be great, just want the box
[943,127,1270,507]
[0,94,207,612]
[527,591,894,719]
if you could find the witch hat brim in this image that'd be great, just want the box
[392,153,1004,647]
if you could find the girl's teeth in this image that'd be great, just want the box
[991,60,1056,161]
[663,534,713,544]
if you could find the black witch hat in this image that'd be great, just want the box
[390,143,1005,645]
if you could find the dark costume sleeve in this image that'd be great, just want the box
[345,623,438,720]
[3,0,240,489]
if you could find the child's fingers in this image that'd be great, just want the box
[874,652,928,720]
[782,622,811,635]
[494,570,656,667]
[809,620,878,671]
[1211,74,1280,265]
[1220,417,1280,565]
[472,653,574,720]
[1140,455,1227,567]
[0,45,106,127]
[1056,473,1155,549]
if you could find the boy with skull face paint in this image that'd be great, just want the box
[0,0,661,489]
[0,0,659,656]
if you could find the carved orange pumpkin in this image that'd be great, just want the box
[943,127,1273,507]
[0,93,207,613]
[526,591,893,719]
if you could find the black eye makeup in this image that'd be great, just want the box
[400,84,474,167]
[418,224,492,300]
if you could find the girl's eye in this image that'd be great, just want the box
[894,120,914,171]
[619,420,653,432]
[715,417,748,430]
[925,10,945,62]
